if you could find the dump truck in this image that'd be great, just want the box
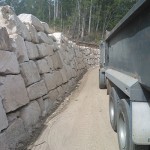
[99,0,150,150]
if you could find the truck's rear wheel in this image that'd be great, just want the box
[117,99,149,150]
[106,79,111,95]
[99,68,106,89]
[109,87,119,132]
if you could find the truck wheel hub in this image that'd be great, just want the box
[118,112,126,149]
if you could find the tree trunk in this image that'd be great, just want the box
[81,16,85,39]
[56,0,59,18]
[88,0,93,34]
[48,1,51,24]
[54,0,56,31]
[77,0,81,37]
[96,4,102,32]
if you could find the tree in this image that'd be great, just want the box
[4,0,137,42]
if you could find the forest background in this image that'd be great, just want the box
[0,0,138,43]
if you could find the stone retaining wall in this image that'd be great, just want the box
[0,5,100,150]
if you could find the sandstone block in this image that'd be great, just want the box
[43,73,57,91]
[51,52,63,69]
[52,32,62,44]
[57,86,64,98]
[62,83,69,94]
[0,6,31,41]
[45,56,54,70]
[18,14,44,31]
[60,68,68,83]
[38,32,53,44]
[25,41,39,60]
[20,61,41,86]
[20,101,41,128]
[53,71,63,86]
[0,51,20,75]
[0,27,11,50]
[48,34,57,42]
[37,97,45,116]
[65,66,73,80]
[45,43,54,56]
[7,111,20,125]
[5,118,27,149]
[48,89,59,101]
[41,22,51,34]
[36,59,50,74]
[36,43,49,58]
[27,80,47,100]
[9,34,29,63]
[0,75,29,113]
[42,94,49,100]
[0,133,9,150]
[53,42,59,51]
[0,97,8,132]
[44,98,54,115]
[26,24,39,43]
[71,69,77,78]
[85,48,91,56]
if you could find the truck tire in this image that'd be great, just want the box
[106,79,111,95]
[109,87,119,132]
[117,99,149,150]
[99,69,106,89]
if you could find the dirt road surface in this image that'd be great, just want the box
[28,67,119,150]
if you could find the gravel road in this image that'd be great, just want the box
[29,67,119,150]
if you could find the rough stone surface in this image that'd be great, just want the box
[62,83,69,94]
[53,42,59,51]
[0,51,20,75]
[52,32,62,44]
[18,14,44,32]
[45,56,54,70]
[60,68,68,83]
[0,133,9,150]
[27,80,48,100]
[20,61,41,86]
[37,97,45,116]
[0,6,31,41]
[45,43,54,56]
[51,52,63,69]
[41,22,51,34]
[0,97,8,132]
[26,24,39,43]
[48,89,59,101]
[0,27,12,51]
[9,34,29,63]
[38,32,53,44]
[0,75,29,113]
[36,59,50,74]
[44,99,54,115]
[48,34,57,42]
[42,94,49,100]
[20,101,41,128]
[7,111,20,125]
[57,86,64,99]
[5,118,27,149]
[54,71,63,86]
[53,71,63,86]
[43,73,57,91]
[25,41,39,60]
[36,43,49,58]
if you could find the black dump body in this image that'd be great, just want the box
[105,0,150,90]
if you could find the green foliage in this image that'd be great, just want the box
[4,0,138,42]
